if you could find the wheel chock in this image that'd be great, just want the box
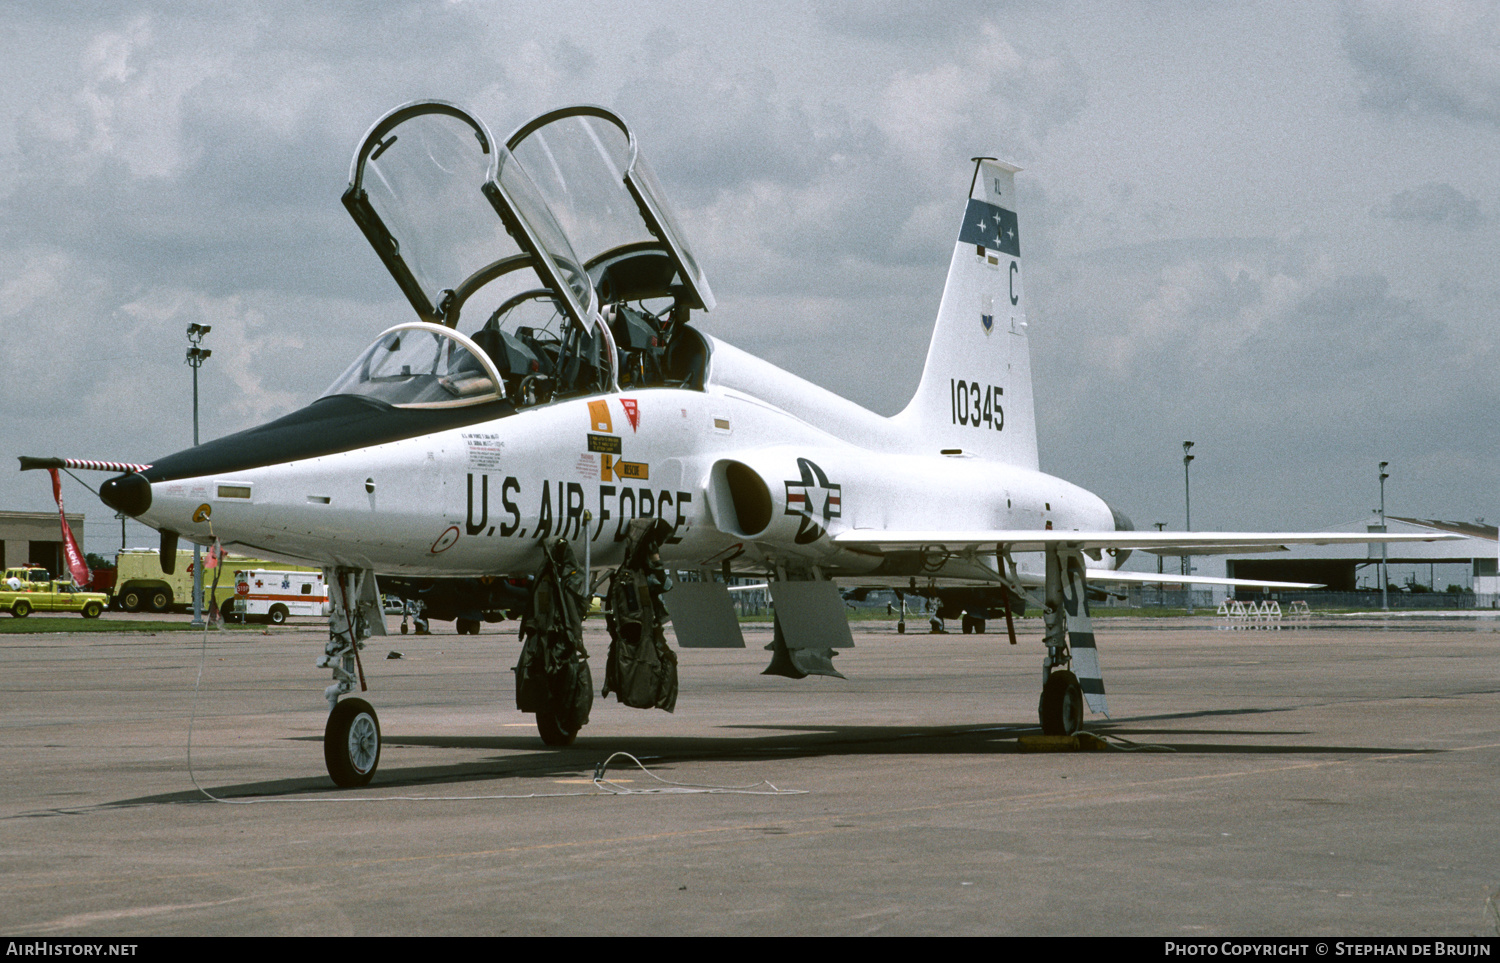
[1018,732,1108,752]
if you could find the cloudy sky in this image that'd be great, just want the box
[1,0,1494,559]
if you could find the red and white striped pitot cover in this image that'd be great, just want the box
[63,458,153,473]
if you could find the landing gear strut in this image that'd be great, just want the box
[317,568,386,786]
[1035,545,1106,736]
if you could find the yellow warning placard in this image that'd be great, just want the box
[588,400,613,433]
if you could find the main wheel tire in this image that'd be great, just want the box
[1038,670,1084,736]
[120,590,143,612]
[536,710,578,747]
[896,622,906,634]
[456,617,479,635]
[268,605,288,625]
[11,600,30,618]
[146,589,171,613]
[973,618,986,635]
[324,698,380,787]
[81,601,103,619]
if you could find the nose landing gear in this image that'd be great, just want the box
[318,568,387,786]
[325,698,381,787]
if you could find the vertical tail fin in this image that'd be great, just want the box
[892,159,1037,470]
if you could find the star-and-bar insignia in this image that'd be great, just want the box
[784,457,842,545]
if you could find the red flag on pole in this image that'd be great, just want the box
[47,468,92,587]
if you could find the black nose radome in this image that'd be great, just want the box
[100,473,152,517]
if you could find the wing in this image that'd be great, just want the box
[833,530,1460,554]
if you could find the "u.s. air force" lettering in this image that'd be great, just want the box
[949,379,1004,430]
[465,474,691,545]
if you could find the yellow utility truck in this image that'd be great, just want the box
[2,567,108,618]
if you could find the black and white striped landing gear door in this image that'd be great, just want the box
[1039,545,1108,734]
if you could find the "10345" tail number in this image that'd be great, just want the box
[950,379,1004,430]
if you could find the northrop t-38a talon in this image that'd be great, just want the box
[26,101,1453,786]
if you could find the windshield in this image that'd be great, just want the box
[323,323,504,408]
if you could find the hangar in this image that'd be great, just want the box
[0,510,87,578]
[1225,516,1498,606]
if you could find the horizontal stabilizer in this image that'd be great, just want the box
[1085,570,1324,590]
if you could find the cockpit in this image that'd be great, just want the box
[332,102,714,410]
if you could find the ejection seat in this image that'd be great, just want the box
[661,325,708,390]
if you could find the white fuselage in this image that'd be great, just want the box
[136,352,1114,584]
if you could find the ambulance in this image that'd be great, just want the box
[232,569,330,624]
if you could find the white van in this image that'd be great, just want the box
[232,569,330,624]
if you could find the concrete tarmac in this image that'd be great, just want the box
[1,613,1497,937]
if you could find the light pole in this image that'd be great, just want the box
[186,323,212,627]
[1182,442,1195,533]
[1182,442,1195,611]
[1379,461,1389,612]
[1154,521,1166,607]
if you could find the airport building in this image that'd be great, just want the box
[0,510,87,577]
[1224,516,1498,608]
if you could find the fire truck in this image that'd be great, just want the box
[113,549,316,615]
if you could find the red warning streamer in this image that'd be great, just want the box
[47,468,92,587]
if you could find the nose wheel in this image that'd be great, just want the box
[325,698,381,786]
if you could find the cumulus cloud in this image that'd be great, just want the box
[1028,229,1493,530]
[1342,0,1500,126]
[874,23,1087,172]
[1372,181,1483,229]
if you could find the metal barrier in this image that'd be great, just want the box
[1216,598,1290,629]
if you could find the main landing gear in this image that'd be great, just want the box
[1034,545,1105,736]
[1038,670,1083,736]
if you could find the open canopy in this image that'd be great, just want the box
[342,101,713,332]
[505,106,713,312]
[342,101,595,330]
